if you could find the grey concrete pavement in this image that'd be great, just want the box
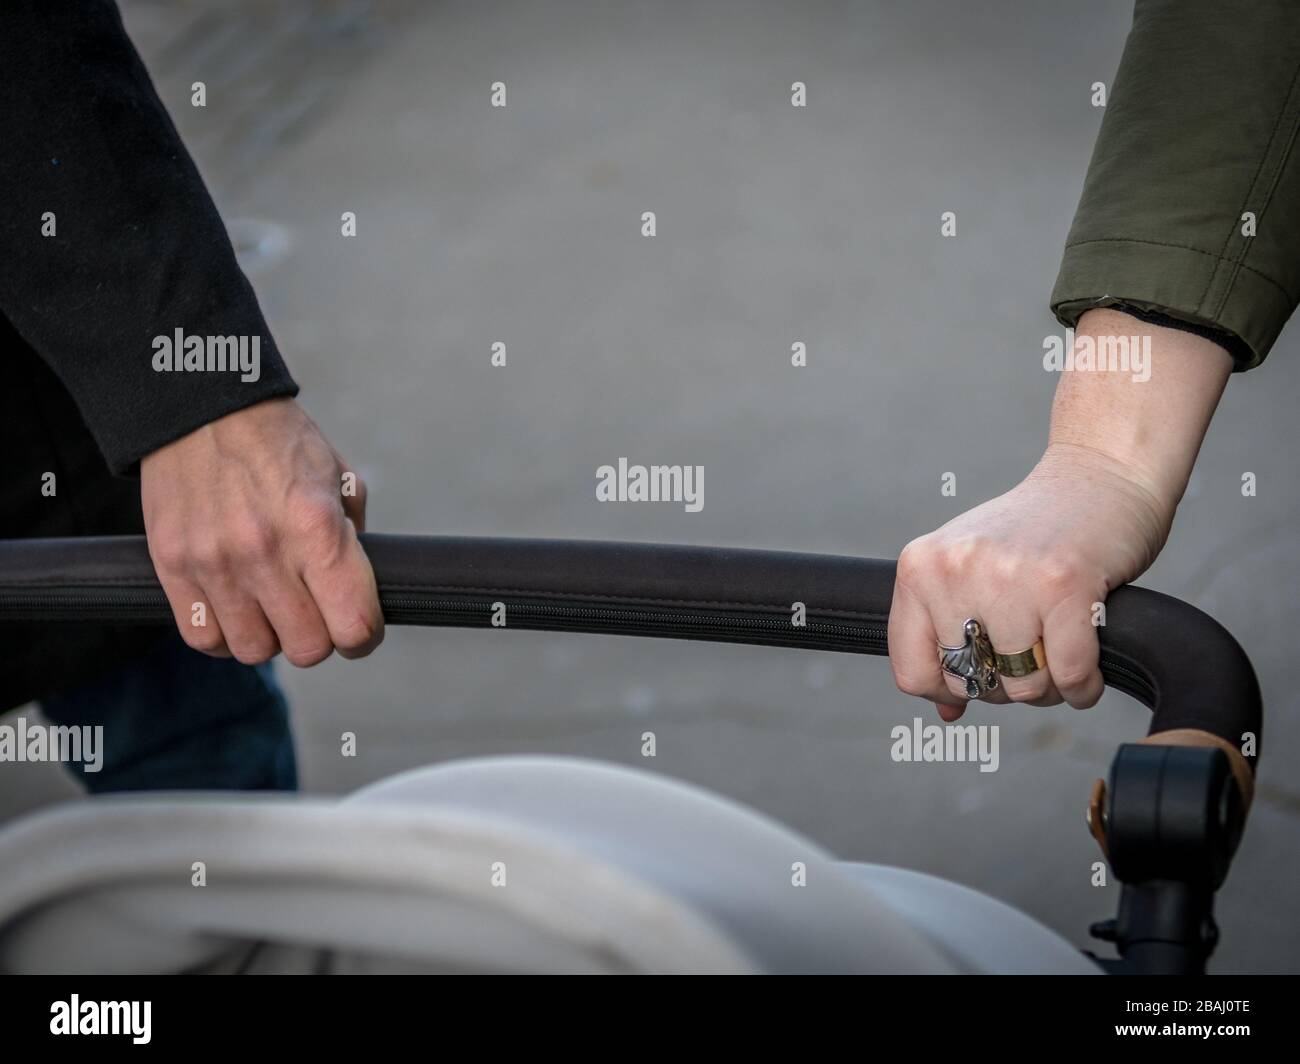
[3,0,1296,972]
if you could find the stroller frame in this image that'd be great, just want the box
[0,533,1263,974]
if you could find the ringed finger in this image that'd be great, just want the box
[932,611,1011,707]
[983,609,1058,706]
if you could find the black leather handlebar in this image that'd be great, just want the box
[0,533,1262,769]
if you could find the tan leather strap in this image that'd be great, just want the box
[1087,729,1253,860]
[1086,778,1109,860]
[1139,728,1254,812]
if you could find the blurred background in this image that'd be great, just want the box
[2,0,1296,972]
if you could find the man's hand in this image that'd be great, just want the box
[141,398,383,666]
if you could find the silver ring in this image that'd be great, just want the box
[937,618,1000,700]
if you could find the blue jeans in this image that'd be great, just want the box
[40,630,298,793]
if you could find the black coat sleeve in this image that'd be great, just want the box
[0,0,299,475]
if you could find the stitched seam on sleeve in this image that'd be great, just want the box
[1217,62,1300,317]
[1062,236,1296,304]
[1199,58,1300,316]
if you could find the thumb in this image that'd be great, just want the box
[338,465,367,533]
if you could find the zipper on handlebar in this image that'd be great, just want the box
[381,594,889,653]
[386,598,1155,703]
[0,586,172,621]
[0,585,889,654]
[0,584,1157,702]
[1096,654,1155,706]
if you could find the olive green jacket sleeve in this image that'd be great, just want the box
[1051,0,1300,369]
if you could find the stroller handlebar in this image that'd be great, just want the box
[0,533,1261,770]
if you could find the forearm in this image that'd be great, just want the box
[1039,308,1234,520]
[0,0,297,475]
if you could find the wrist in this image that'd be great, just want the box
[142,397,298,466]
[1030,441,1179,534]
[1041,308,1232,519]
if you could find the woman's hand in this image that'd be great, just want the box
[889,308,1234,721]
[889,443,1174,720]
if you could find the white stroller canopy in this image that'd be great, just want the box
[0,756,1098,974]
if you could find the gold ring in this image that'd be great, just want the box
[994,640,1047,678]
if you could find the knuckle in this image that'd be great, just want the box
[291,495,344,540]
[1063,672,1104,708]
[1052,662,1095,692]
[934,535,986,578]
[190,536,228,573]
[893,662,934,698]
[151,538,188,574]
[333,614,377,653]
[333,605,385,655]
[230,518,277,563]
[231,641,277,665]
[183,628,224,654]
[1001,675,1048,703]
[225,624,278,664]
[990,547,1028,585]
[1037,557,1082,596]
[1069,689,1103,711]
[896,540,932,583]
[284,641,333,668]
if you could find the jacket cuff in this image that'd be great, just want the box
[109,376,301,478]
[53,294,301,477]
[1050,238,1294,371]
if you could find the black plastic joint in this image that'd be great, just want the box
[1105,743,1243,889]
